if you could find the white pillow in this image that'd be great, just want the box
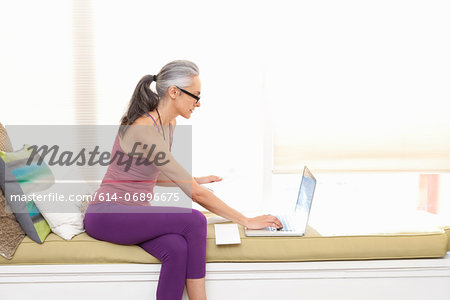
[32,174,96,240]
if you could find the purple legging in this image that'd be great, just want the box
[83,202,207,300]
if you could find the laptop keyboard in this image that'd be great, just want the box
[274,214,296,231]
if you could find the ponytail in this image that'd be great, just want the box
[119,74,158,138]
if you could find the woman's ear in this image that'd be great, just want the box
[168,86,178,99]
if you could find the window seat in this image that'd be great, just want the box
[0,211,449,300]
[0,211,448,265]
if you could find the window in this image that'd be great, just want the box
[0,1,73,125]
[269,1,450,173]
[2,1,448,222]
[268,1,450,228]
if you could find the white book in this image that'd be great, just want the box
[214,224,241,245]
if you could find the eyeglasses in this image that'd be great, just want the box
[176,86,200,104]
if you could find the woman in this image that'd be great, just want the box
[83,60,283,300]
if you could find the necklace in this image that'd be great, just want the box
[145,110,172,148]
[155,108,166,141]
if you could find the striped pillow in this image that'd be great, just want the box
[0,144,53,243]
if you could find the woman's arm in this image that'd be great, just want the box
[120,124,197,198]
[191,181,283,230]
[156,172,178,186]
[119,124,282,230]
[192,181,249,226]
[156,174,222,186]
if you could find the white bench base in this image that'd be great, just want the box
[1,253,449,300]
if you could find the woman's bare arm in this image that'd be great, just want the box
[119,124,282,229]
[156,172,178,187]
[191,181,249,226]
[120,124,195,197]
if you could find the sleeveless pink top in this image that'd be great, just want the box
[89,121,173,207]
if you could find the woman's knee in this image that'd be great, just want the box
[190,209,207,230]
[160,234,188,264]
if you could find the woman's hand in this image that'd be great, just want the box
[244,215,283,230]
[194,175,223,184]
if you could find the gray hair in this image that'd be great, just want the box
[155,60,200,97]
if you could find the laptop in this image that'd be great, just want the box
[244,166,317,237]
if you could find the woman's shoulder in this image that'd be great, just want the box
[133,114,154,126]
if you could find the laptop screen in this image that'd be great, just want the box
[294,167,317,228]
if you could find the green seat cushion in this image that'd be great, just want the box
[0,211,447,265]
